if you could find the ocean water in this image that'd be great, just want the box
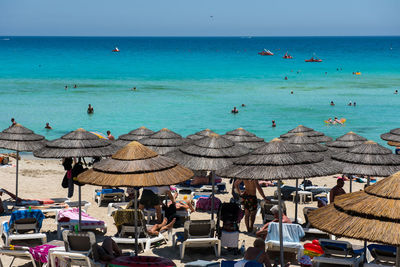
[0,36,399,145]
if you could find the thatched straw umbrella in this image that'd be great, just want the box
[114,126,154,147]
[78,141,193,255]
[139,128,186,155]
[381,128,400,147]
[33,128,118,230]
[280,125,333,143]
[0,124,46,198]
[167,133,250,219]
[284,133,331,222]
[325,131,367,152]
[223,128,266,150]
[308,171,400,266]
[186,129,217,141]
[216,138,340,267]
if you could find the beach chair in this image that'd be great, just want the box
[172,220,221,260]
[93,188,125,207]
[56,208,107,239]
[312,239,364,267]
[216,202,243,251]
[49,230,103,267]
[364,244,396,266]
[111,209,167,252]
[259,199,287,224]
[302,207,330,237]
[0,209,47,246]
[265,222,305,260]
[0,246,38,267]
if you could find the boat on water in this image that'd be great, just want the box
[112,47,120,52]
[283,52,293,59]
[258,49,274,56]
[305,57,322,62]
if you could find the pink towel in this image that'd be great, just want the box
[29,244,59,263]
[57,208,104,226]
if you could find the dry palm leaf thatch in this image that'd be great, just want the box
[223,128,266,150]
[186,129,217,140]
[77,141,193,187]
[325,131,367,152]
[216,138,340,180]
[139,128,187,155]
[332,140,400,176]
[285,133,328,153]
[381,128,400,145]
[34,128,118,158]
[166,133,250,171]
[114,126,154,147]
[309,171,400,246]
[0,124,46,151]
[280,125,332,143]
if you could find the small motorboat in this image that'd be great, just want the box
[112,47,120,52]
[305,57,322,62]
[283,52,293,59]
[258,49,274,56]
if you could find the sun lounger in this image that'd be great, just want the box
[111,209,168,252]
[265,222,305,260]
[56,208,107,239]
[0,246,38,267]
[93,188,125,207]
[313,239,364,267]
[172,220,221,260]
[364,244,396,266]
[302,207,330,237]
[50,230,103,267]
[1,210,47,246]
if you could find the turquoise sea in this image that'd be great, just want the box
[0,37,399,144]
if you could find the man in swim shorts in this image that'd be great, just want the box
[234,180,268,233]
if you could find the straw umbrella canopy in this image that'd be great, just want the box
[223,128,266,150]
[331,140,400,177]
[78,141,194,255]
[139,128,186,155]
[308,171,400,266]
[167,133,250,219]
[325,131,367,152]
[280,125,333,143]
[34,128,118,158]
[216,138,340,267]
[0,124,46,198]
[381,128,400,147]
[114,126,154,147]
[186,129,217,141]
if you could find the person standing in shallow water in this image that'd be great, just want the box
[272,120,276,127]
[87,104,94,114]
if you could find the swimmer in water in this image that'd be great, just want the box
[330,101,335,106]
[65,85,68,90]
[11,118,16,126]
[241,104,246,107]
[395,90,398,95]
[107,131,115,140]
[231,107,239,114]
[290,90,293,94]
[327,118,333,124]
[45,123,52,129]
[74,84,77,88]
[87,104,94,114]
[284,76,288,80]
[334,117,343,125]
[348,101,352,106]
[272,120,276,127]
[353,102,356,106]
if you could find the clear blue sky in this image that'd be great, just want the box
[1,0,399,36]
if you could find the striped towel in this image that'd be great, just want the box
[57,208,104,226]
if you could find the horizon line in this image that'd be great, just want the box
[1,35,400,38]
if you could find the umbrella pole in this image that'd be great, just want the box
[78,185,82,231]
[211,171,215,221]
[134,189,139,256]
[277,180,285,267]
[350,174,352,193]
[294,178,299,223]
[363,176,371,263]
[396,246,400,267]
[16,151,19,199]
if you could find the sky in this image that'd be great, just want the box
[1,0,399,36]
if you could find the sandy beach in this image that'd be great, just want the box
[0,156,370,266]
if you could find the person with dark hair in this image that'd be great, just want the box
[330,178,346,203]
[87,104,94,114]
[11,118,16,126]
[107,131,115,140]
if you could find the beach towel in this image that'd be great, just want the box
[196,196,221,211]
[8,209,44,232]
[266,222,304,244]
[29,244,59,264]
[96,188,124,196]
[57,208,105,226]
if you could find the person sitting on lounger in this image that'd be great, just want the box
[95,237,123,261]
[235,238,272,267]
[139,186,175,223]
[256,205,292,240]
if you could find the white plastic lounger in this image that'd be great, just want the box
[0,246,38,267]
[93,188,125,207]
[112,227,166,252]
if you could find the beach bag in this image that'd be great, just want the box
[72,163,87,186]
[196,196,221,211]
[61,170,71,188]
